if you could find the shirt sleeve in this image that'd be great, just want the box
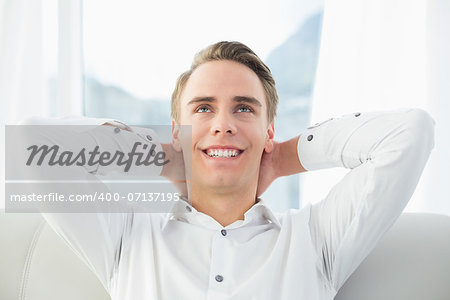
[297,108,435,292]
[20,116,164,292]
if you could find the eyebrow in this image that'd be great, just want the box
[234,96,262,107]
[187,96,262,107]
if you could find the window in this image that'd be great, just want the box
[83,0,324,211]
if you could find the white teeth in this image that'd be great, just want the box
[206,149,240,158]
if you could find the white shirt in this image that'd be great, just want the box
[37,108,435,300]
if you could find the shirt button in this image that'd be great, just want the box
[307,135,313,141]
[355,112,361,117]
[215,275,224,282]
[114,127,121,133]
[146,135,153,141]
[221,229,227,236]
[185,206,192,212]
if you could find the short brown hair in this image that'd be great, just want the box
[171,41,278,124]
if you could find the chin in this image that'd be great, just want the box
[207,176,239,188]
[191,174,240,191]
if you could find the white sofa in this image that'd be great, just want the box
[1,212,449,299]
[0,212,109,300]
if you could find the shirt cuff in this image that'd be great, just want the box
[296,111,389,171]
[297,122,337,171]
[89,124,164,177]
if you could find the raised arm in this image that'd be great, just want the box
[298,109,435,292]
[17,116,166,292]
[258,108,435,292]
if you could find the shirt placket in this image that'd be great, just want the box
[207,228,233,300]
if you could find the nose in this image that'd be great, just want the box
[209,110,237,136]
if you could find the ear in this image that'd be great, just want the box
[264,121,275,153]
[171,120,182,152]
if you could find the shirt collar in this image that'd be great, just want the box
[161,197,281,231]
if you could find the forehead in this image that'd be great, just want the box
[180,60,266,107]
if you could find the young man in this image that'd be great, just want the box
[38,41,434,299]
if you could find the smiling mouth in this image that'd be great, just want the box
[202,148,243,158]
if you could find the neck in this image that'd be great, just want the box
[188,180,258,227]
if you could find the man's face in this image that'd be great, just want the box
[176,60,274,193]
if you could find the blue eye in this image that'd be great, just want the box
[196,106,211,113]
[237,105,253,113]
